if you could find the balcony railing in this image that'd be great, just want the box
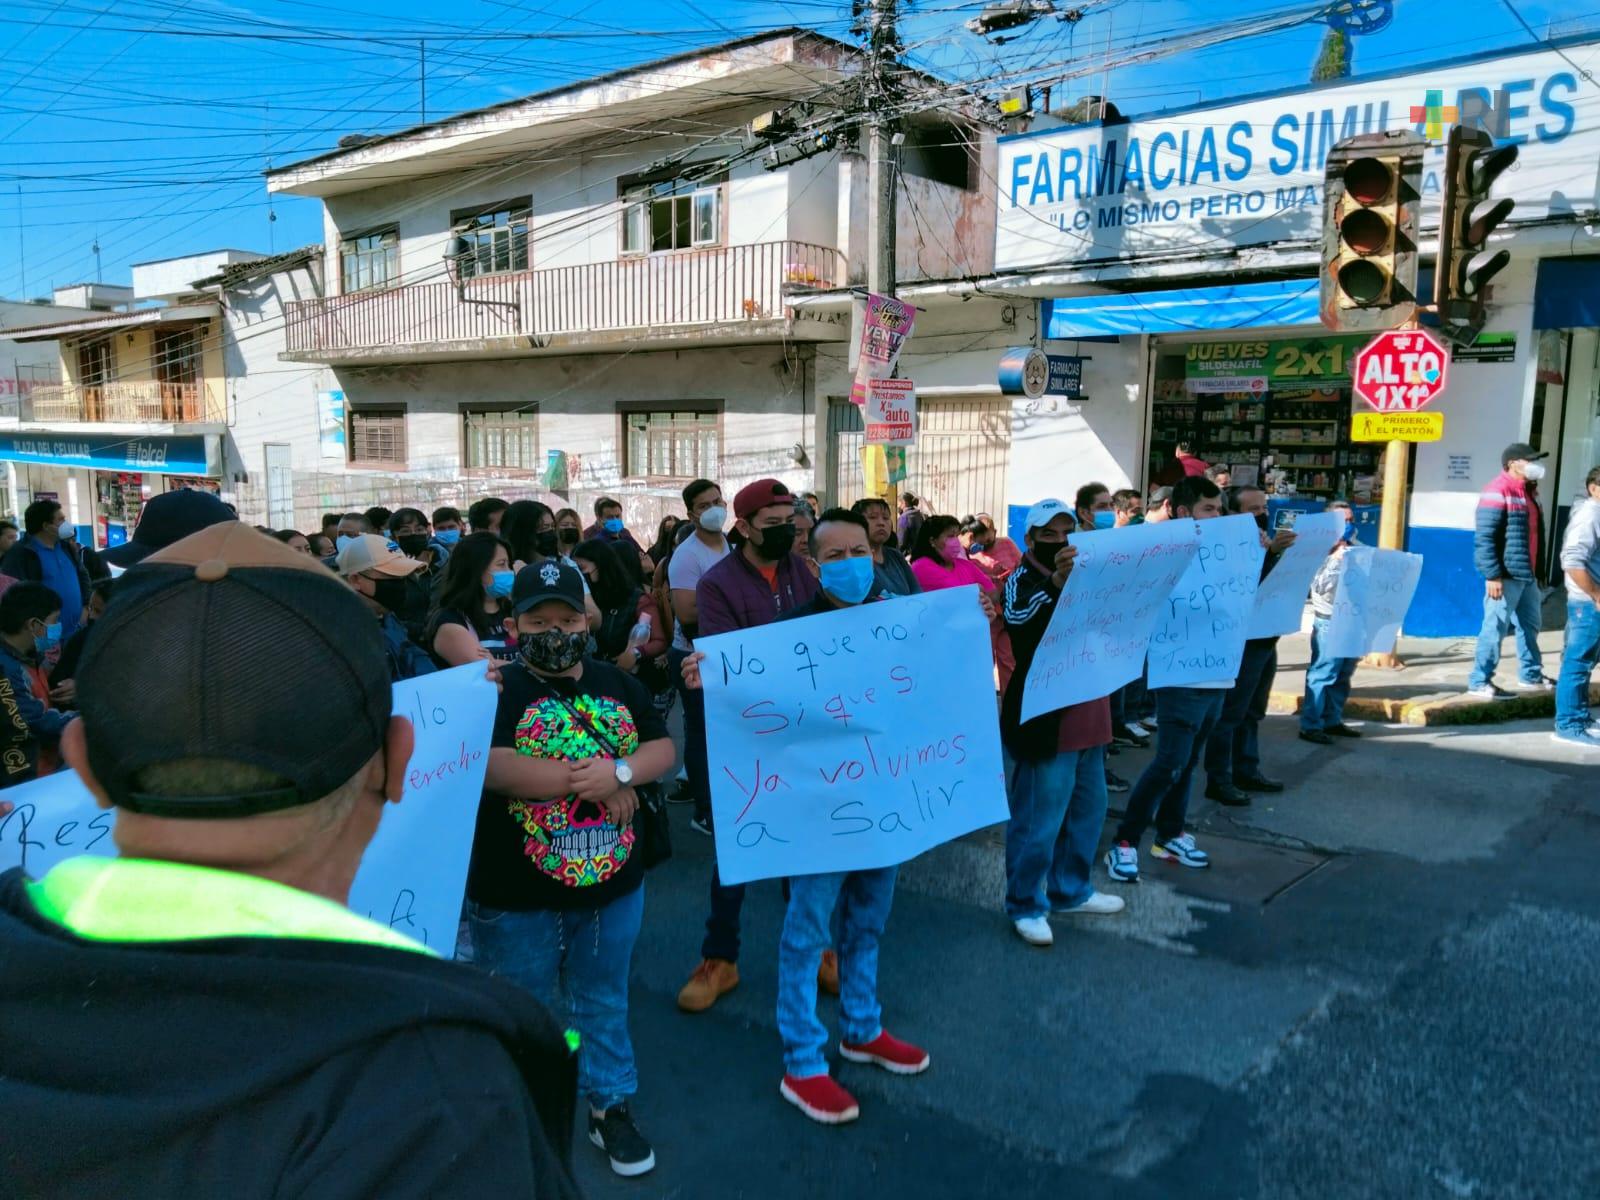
[284,240,844,358]
[25,380,221,425]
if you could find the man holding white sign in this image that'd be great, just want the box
[0,524,581,1199]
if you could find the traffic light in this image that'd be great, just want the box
[1434,126,1518,346]
[1320,130,1425,332]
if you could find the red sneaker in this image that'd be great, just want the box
[780,1072,860,1124]
[839,1030,930,1075]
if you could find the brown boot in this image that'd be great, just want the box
[817,949,840,996]
[677,958,739,1012]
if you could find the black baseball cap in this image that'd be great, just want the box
[1501,442,1550,467]
[511,559,585,615]
[77,522,393,818]
[103,488,234,567]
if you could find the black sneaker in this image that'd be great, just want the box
[690,814,714,838]
[588,1103,656,1177]
[1105,768,1131,794]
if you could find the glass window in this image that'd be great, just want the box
[450,201,532,280]
[621,408,719,479]
[339,227,399,293]
[463,407,539,472]
[692,189,719,245]
[619,173,724,254]
[348,408,407,466]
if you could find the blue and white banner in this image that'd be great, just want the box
[996,43,1600,270]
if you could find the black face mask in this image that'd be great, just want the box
[396,533,431,558]
[558,527,580,546]
[751,522,797,562]
[370,576,410,613]
[535,530,561,558]
[1032,538,1064,562]
[1254,512,1270,532]
[520,628,587,673]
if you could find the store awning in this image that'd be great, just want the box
[1043,279,1319,338]
[1533,257,1600,330]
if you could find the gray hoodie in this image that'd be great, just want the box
[1560,496,1600,603]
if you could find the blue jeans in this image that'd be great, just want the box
[1115,687,1226,846]
[1556,598,1600,733]
[1469,578,1544,688]
[777,868,897,1077]
[1205,640,1278,786]
[1301,617,1359,733]
[669,646,710,823]
[470,886,644,1112]
[1005,745,1109,918]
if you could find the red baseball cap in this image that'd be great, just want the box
[733,478,793,522]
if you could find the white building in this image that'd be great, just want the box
[263,28,997,532]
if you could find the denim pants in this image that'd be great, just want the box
[470,885,644,1112]
[1205,639,1278,786]
[669,646,711,823]
[1300,617,1359,733]
[1115,687,1226,847]
[1005,745,1109,918]
[777,867,897,1077]
[1556,598,1600,734]
[1469,578,1544,688]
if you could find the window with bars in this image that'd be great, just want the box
[347,408,407,466]
[463,406,539,472]
[621,407,719,480]
[450,200,532,279]
[620,173,723,255]
[339,227,399,293]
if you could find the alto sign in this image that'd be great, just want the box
[1352,329,1450,412]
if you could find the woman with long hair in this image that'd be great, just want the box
[501,499,559,570]
[909,514,1015,692]
[572,539,668,687]
[424,531,517,669]
[645,514,681,568]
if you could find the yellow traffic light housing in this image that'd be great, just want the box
[1319,130,1424,332]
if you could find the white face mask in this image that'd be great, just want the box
[699,505,728,533]
[1522,461,1547,482]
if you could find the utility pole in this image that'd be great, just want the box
[865,0,898,299]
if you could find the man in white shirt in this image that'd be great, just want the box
[668,479,731,835]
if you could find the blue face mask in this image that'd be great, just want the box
[487,570,516,599]
[335,534,362,554]
[819,556,875,605]
[1343,521,1358,543]
[434,528,461,546]
[603,517,625,536]
[1093,510,1117,531]
[33,621,61,657]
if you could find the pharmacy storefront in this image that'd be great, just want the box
[997,39,1600,635]
[0,431,224,548]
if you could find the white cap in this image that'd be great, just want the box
[1023,498,1072,534]
[335,533,423,578]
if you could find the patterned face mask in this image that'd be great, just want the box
[520,628,587,672]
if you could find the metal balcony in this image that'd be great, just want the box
[23,380,221,425]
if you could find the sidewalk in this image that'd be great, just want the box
[1266,593,1592,726]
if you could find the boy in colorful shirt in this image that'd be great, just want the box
[470,559,675,1179]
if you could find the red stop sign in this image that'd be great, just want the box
[1352,329,1450,412]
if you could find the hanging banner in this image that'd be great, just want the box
[0,663,495,957]
[1147,514,1267,687]
[849,292,916,405]
[697,589,1009,886]
[1019,521,1201,720]
[865,378,917,445]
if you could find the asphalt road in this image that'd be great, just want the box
[567,715,1598,1200]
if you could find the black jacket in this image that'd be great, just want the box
[0,869,581,1200]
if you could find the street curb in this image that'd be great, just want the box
[1266,683,1600,727]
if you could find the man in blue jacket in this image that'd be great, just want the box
[1468,443,1551,700]
[0,582,76,791]
[0,501,89,640]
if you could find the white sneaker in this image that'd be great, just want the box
[1126,720,1152,737]
[1104,841,1140,883]
[1466,683,1514,701]
[1060,890,1125,916]
[1012,915,1053,946]
[1512,676,1555,692]
[1151,832,1211,869]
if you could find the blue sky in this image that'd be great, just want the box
[0,0,1576,298]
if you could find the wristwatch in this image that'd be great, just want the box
[613,758,634,786]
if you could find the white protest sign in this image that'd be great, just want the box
[0,662,494,957]
[698,588,1009,886]
[1249,510,1347,638]
[1325,546,1424,658]
[1147,513,1266,688]
[1019,521,1200,720]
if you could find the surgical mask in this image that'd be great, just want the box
[336,534,362,554]
[32,621,61,657]
[1128,514,1145,525]
[699,505,728,533]
[603,517,625,535]
[535,530,560,558]
[558,526,580,546]
[520,628,587,673]
[1343,521,1358,543]
[487,570,516,599]
[819,556,875,605]
[752,522,797,562]
[433,528,461,546]
[1523,461,1547,482]
[1093,511,1117,531]
[58,524,76,542]
[370,576,410,613]
[396,533,431,558]
[942,537,966,559]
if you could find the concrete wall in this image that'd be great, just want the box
[132,251,263,301]
[0,300,88,417]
